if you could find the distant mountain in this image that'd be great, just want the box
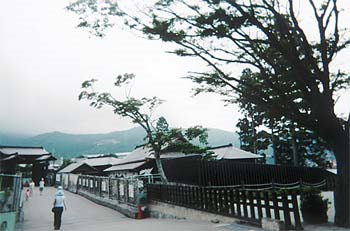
[206,129,240,148]
[0,127,240,159]
[0,133,31,146]
[21,127,146,159]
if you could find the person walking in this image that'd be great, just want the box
[29,180,35,197]
[25,188,30,201]
[52,186,67,230]
[39,178,45,195]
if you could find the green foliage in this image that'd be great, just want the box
[185,126,208,145]
[65,0,122,37]
[234,45,330,167]
[300,187,329,223]
[272,120,329,166]
[151,117,208,154]
[79,73,210,182]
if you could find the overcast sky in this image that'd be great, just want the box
[0,0,349,136]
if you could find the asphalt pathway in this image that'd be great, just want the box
[16,187,261,231]
[16,187,347,231]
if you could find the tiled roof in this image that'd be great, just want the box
[111,146,152,165]
[83,157,120,167]
[209,144,262,160]
[0,154,24,162]
[148,152,201,159]
[58,162,96,173]
[104,161,146,172]
[0,146,50,156]
[36,155,57,161]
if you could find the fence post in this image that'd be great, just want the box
[229,189,234,215]
[99,178,102,197]
[236,189,242,217]
[12,176,18,211]
[291,192,302,230]
[108,177,111,199]
[281,191,292,229]
[272,190,280,220]
[241,190,248,219]
[256,191,263,221]
[263,191,272,218]
[125,179,128,204]
[93,177,96,195]
[248,191,255,220]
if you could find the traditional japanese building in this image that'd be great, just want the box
[0,145,56,185]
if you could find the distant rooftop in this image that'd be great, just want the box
[111,146,153,166]
[104,161,146,172]
[0,146,51,156]
[58,162,97,174]
[76,152,129,159]
[0,145,56,164]
[208,144,262,160]
[83,156,120,167]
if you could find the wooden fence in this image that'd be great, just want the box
[147,183,303,230]
[162,159,336,189]
[77,175,142,206]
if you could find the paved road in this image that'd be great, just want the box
[16,187,261,231]
[16,187,347,231]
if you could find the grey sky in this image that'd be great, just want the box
[0,0,349,135]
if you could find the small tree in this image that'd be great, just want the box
[79,73,208,183]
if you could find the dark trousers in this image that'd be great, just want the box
[53,207,64,229]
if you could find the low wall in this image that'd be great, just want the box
[78,189,242,224]
[148,201,239,223]
[77,190,138,218]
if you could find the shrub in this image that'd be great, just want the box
[300,188,328,224]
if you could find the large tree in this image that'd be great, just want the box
[67,0,350,226]
[79,73,208,183]
[236,69,330,167]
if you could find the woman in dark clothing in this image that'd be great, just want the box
[53,186,67,230]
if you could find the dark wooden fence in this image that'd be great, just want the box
[147,183,302,230]
[162,159,336,189]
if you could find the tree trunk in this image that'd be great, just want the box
[250,112,257,154]
[270,122,278,165]
[154,152,168,184]
[291,136,298,167]
[333,131,350,227]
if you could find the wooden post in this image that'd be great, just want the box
[272,191,280,220]
[248,191,255,220]
[213,188,218,213]
[256,191,263,220]
[263,191,272,218]
[242,190,248,219]
[291,192,302,230]
[202,187,207,210]
[281,191,292,229]
[236,190,242,217]
[217,189,223,213]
